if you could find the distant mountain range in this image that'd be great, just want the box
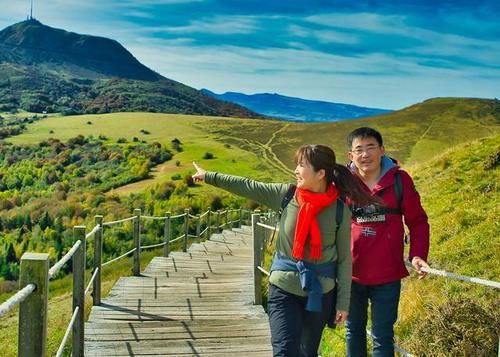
[201,89,392,122]
[0,19,261,118]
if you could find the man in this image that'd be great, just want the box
[344,127,430,357]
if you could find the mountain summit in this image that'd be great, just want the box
[0,19,160,80]
[0,20,260,117]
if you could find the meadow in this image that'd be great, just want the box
[1,97,499,356]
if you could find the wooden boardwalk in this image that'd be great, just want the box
[84,226,273,356]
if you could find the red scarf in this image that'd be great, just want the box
[293,185,339,260]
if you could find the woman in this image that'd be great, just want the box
[192,144,374,357]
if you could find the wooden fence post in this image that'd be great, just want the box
[216,210,221,233]
[133,208,141,276]
[239,208,243,228]
[93,215,103,306]
[196,214,201,241]
[183,209,189,252]
[18,253,49,357]
[163,212,171,257]
[251,214,263,305]
[207,210,212,238]
[226,209,230,230]
[73,226,86,357]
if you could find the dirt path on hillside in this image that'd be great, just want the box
[109,124,294,196]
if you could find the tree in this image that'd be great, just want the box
[6,243,17,264]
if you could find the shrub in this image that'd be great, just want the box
[183,174,195,187]
[203,152,215,160]
[210,196,223,211]
[405,296,499,356]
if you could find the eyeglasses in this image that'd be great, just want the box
[350,146,379,156]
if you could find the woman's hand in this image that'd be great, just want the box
[192,161,206,182]
[335,310,349,325]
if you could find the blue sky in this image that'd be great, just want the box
[1,0,499,109]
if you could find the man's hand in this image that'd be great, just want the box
[411,256,429,279]
[192,161,206,182]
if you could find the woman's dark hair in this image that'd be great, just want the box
[295,144,375,206]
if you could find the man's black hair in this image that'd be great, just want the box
[347,127,383,148]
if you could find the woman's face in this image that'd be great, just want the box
[294,155,325,192]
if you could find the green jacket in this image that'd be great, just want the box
[205,172,352,312]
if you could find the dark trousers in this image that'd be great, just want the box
[345,280,401,357]
[267,284,334,357]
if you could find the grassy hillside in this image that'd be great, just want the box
[321,134,499,356]
[206,97,500,168]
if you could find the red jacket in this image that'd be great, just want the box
[348,159,430,285]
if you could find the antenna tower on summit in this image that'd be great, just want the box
[30,0,33,20]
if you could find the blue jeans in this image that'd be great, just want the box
[345,280,401,357]
[267,284,335,357]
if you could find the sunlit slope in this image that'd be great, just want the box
[7,112,293,193]
[320,134,499,356]
[397,134,499,355]
[204,97,499,167]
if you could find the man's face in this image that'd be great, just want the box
[348,137,385,176]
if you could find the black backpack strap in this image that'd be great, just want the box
[393,170,403,211]
[278,184,296,219]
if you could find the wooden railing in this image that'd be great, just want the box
[0,207,252,357]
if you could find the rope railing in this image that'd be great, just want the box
[102,248,137,267]
[85,224,101,239]
[141,241,167,250]
[170,234,185,244]
[101,216,135,226]
[421,266,500,289]
[142,215,168,220]
[48,240,82,279]
[55,306,80,357]
[85,267,99,296]
[0,283,36,318]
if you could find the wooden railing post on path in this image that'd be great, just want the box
[206,210,212,238]
[183,208,189,252]
[216,210,221,233]
[93,215,103,306]
[252,213,263,305]
[239,208,243,228]
[196,214,201,241]
[133,208,141,276]
[226,210,230,230]
[72,226,86,357]
[18,253,49,357]
[163,212,171,257]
